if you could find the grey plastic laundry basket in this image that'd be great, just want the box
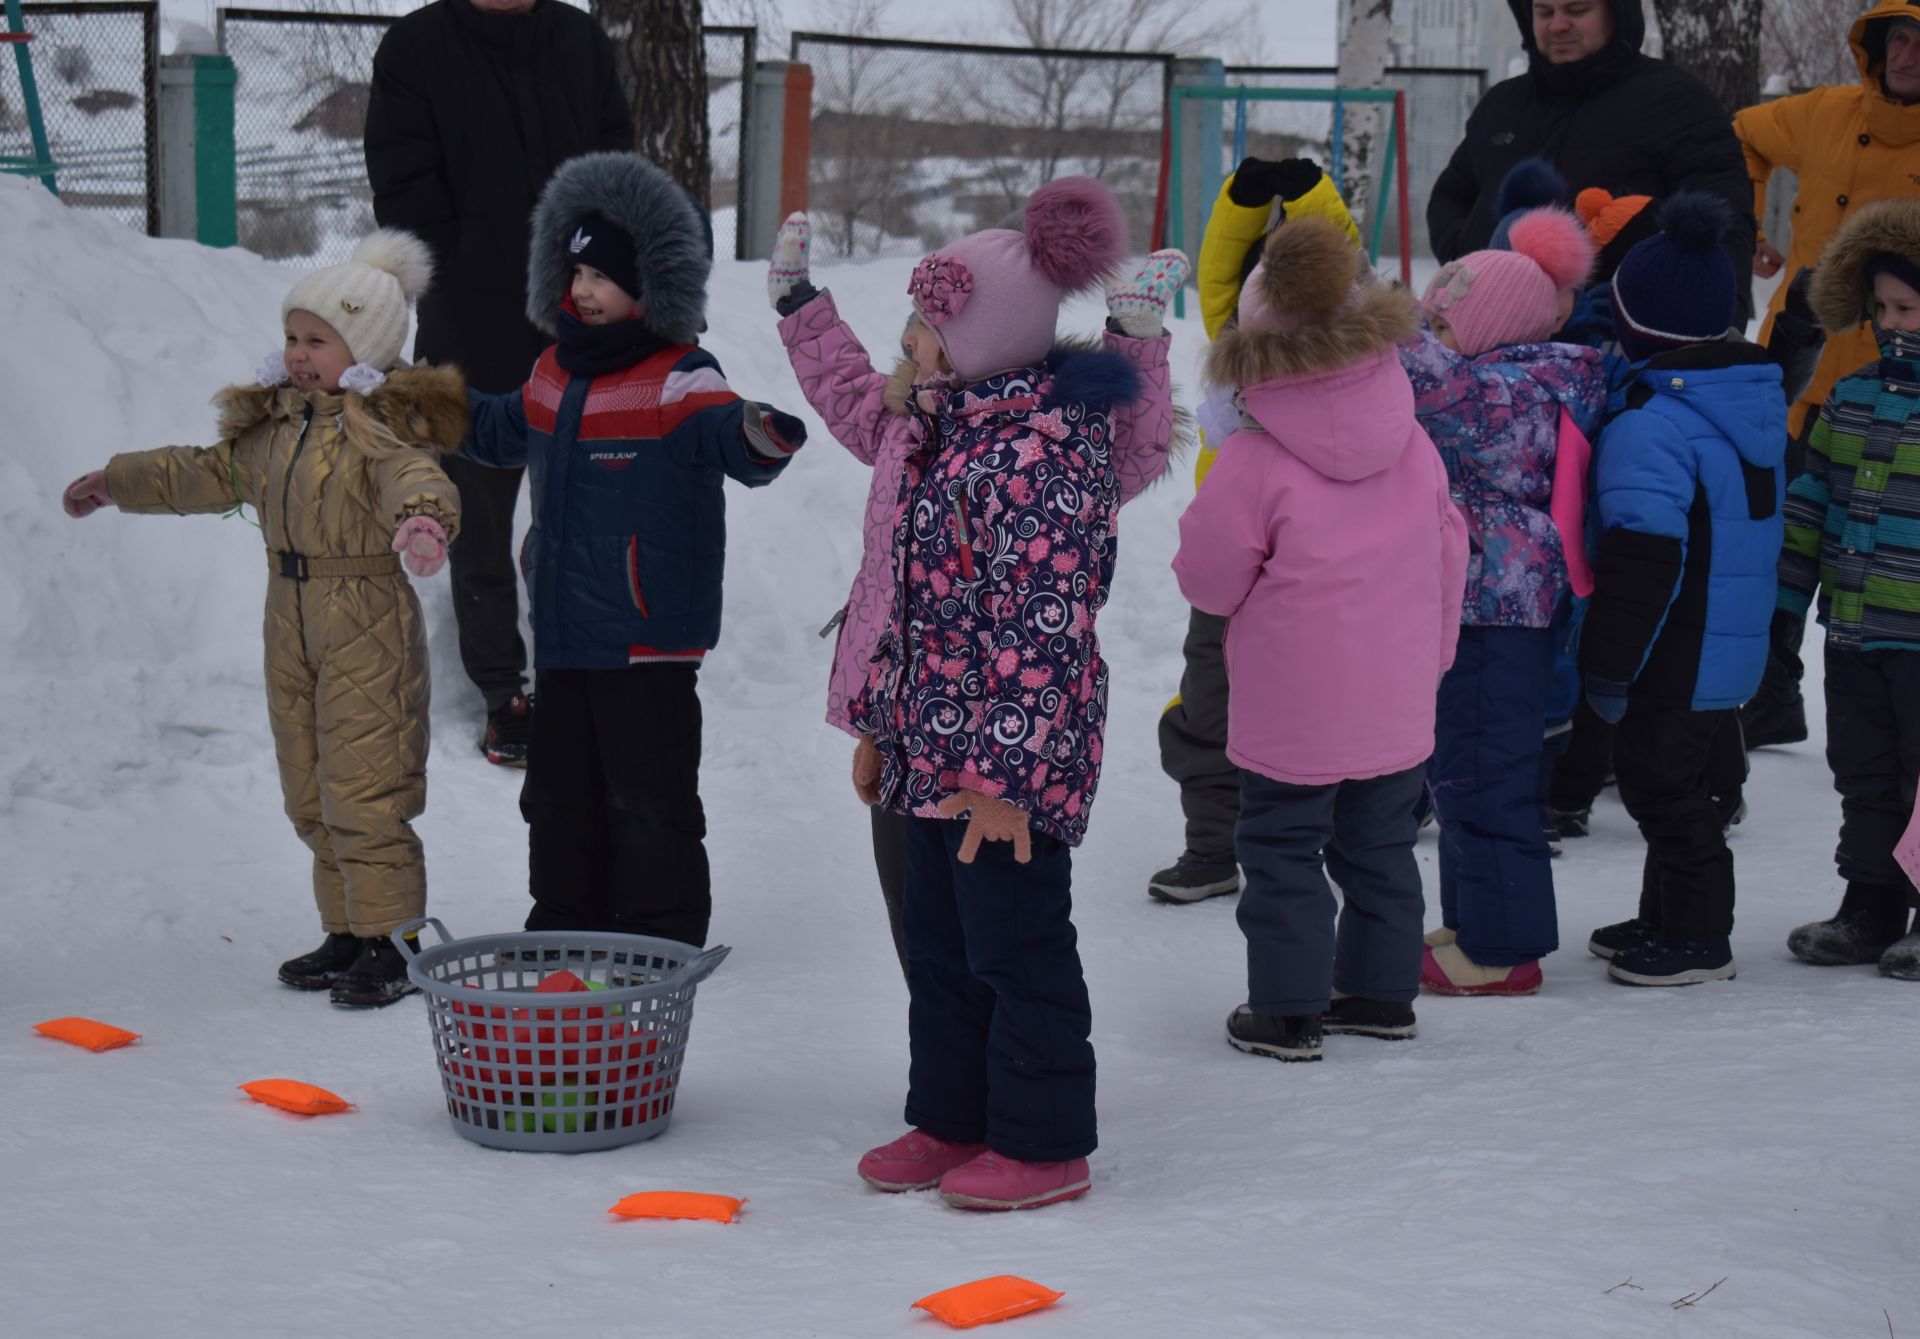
[392,918,730,1153]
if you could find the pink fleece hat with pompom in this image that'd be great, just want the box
[1420,207,1595,357]
[908,176,1128,381]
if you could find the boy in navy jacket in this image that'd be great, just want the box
[1579,195,1786,987]
[466,153,805,945]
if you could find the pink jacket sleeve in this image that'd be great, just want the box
[777,290,898,467]
[1172,433,1272,620]
[1104,328,1175,505]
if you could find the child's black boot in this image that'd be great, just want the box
[329,935,420,1008]
[278,932,362,990]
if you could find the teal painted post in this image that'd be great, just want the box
[5,0,59,195]
[192,55,236,247]
[1169,88,1185,320]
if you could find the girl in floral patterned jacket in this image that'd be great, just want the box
[765,211,1185,972]
[1399,206,1609,998]
[827,178,1179,1213]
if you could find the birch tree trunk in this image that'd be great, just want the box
[1651,0,1765,114]
[594,0,712,204]
[1334,0,1392,230]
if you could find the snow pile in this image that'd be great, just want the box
[3,175,1918,1338]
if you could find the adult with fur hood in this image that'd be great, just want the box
[1175,217,1468,1059]
[1428,0,1755,321]
[463,152,805,948]
[61,231,465,1007]
[766,195,1185,970]
[1776,198,1920,981]
[846,178,1143,1213]
[1399,206,1608,998]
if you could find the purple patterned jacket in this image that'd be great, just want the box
[1398,328,1607,628]
[779,290,1173,734]
[848,349,1141,846]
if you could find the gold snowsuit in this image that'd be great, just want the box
[106,365,466,936]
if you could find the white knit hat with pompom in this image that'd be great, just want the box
[281,229,434,372]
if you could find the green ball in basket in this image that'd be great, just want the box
[503,1084,600,1134]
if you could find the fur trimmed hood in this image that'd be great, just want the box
[527,152,711,343]
[215,362,470,458]
[1205,218,1419,389]
[1812,198,1920,333]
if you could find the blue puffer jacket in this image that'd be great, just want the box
[1579,341,1787,711]
[464,334,802,669]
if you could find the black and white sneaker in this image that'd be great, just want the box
[1587,916,1658,960]
[1322,997,1416,1039]
[1226,1004,1322,1061]
[278,932,362,990]
[1607,935,1734,986]
[1148,851,1240,904]
[329,936,421,1008]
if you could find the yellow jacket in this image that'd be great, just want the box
[1735,0,1920,436]
[1193,170,1360,485]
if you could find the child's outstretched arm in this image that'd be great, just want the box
[1776,402,1835,617]
[769,213,900,468]
[671,348,806,485]
[1172,434,1275,622]
[1104,249,1189,504]
[462,386,531,470]
[97,434,262,519]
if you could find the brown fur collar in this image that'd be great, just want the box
[212,362,470,457]
[1812,198,1920,333]
[1205,215,1418,388]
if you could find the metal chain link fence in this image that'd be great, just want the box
[1221,66,1486,259]
[217,7,752,266]
[1,2,156,233]
[791,31,1171,262]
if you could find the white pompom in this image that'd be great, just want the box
[338,362,388,397]
[349,228,435,303]
[257,349,289,387]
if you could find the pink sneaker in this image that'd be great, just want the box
[1421,943,1543,996]
[938,1149,1092,1211]
[858,1129,988,1192]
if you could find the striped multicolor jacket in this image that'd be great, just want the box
[1778,329,1920,650]
[464,313,804,669]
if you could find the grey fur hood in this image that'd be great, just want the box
[527,152,711,343]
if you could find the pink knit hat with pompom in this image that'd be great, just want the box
[1420,207,1595,357]
[908,177,1128,381]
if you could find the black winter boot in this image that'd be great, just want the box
[1606,935,1735,986]
[278,933,362,990]
[1788,883,1910,966]
[481,692,533,767]
[1880,929,1920,981]
[1147,851,1240,904]
[1587,916,1658,960]
[329,936,420,1008]
[1322,996,1416,1039]
[1226,1004,1322,1061]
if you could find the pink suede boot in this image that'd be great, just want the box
[857,1129,987,1192]
[1422,942,1543,996]
[937,1150,1092,1211]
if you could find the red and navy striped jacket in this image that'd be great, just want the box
[464,334,801,669]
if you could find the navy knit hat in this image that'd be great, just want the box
[564,211,641,303]
[1487,157,1566,251]
[1610,193,1738,361]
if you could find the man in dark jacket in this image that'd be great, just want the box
[364,0,631,765]
[1427,0,1756,318]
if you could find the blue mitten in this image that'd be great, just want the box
[1586,679,1630,725]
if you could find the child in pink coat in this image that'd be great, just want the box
[1174,216,1469,1061]
[766,211,1185,968]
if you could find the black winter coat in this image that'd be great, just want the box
[364,0,631,393]
[1426,0,1755,317]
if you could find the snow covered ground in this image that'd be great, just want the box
[2,175,1916,1337]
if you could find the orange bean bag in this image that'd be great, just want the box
[607,1192,744,1223]
[33,1017,140,1052]
[911,1276,1064,1329]
[238,1079,354,1114]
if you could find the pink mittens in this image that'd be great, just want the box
[63,470,112,518]
[392,515,448,578]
